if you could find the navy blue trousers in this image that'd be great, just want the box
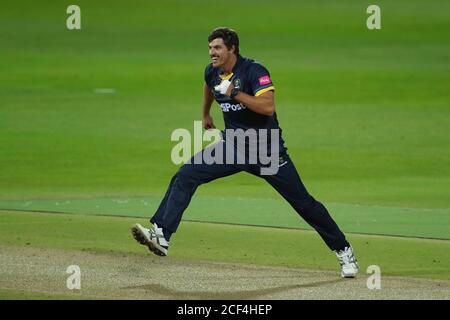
[151,141,349,251]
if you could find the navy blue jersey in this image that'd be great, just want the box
[204,55,286,153]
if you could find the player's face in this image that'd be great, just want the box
[209,38,234,68]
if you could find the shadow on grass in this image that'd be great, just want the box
[123,279,342,299]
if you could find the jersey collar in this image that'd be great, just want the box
[219,55,244,80]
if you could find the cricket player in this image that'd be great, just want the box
[132,27,358,278]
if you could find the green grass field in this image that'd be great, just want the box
[1,211,449,280]
[0,0,449,299]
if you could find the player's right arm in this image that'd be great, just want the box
[202,82,216,129]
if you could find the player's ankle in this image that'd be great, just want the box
[162,228,172,241]
[335,241,351,252]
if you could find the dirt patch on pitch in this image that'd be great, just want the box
[0,245,449,300]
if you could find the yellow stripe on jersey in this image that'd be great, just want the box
[255,86,275,97]
[219,72,234,80]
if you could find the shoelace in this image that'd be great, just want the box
[337,248,355,265]
[150,228,169,247]
[150,228,164,239]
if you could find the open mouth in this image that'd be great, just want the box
[211,56,219,63]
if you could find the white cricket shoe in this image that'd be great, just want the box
[335,246,359,278]
[131,223,169,256]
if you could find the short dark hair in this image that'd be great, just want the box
[208,27,239,55]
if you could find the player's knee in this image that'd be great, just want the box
[296,194,316,212]
[175,165,199,186]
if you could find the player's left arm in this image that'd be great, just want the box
[225,87,275,116]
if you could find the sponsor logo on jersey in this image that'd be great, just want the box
[220,102,246,112]
[233,78,241,89]
[258,75,271,85]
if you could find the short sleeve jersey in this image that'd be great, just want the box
[204,55,286,151]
